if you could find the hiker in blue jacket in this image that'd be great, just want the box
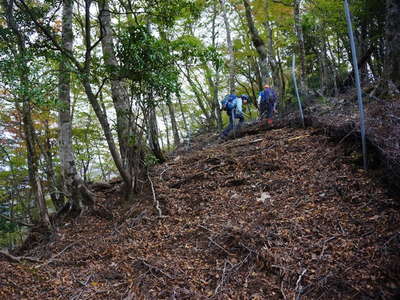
[220,94,248,138]
[257,84,277,125]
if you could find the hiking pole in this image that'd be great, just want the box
[344,0,367,170]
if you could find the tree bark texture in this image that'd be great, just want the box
[384,0,400,91]
[167,99,180,146]
[211,1,222,130]
[160,105,171,149]
[220,0,236,94]
[98,0,136,167]
[59,0,93,213]
[147,104,165,163]
[294,0,306,91]
[243,0,268,85]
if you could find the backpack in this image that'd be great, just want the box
[261,88,276,105]
[221,94,237,111]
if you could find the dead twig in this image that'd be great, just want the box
[208,237,232,256]
[214,253,251,295]
[35,242,78,269]
[147,172,163,217]
[214,260,229,294]
[319,236,337,259]
[135,258,175,279]
[159,167,169,180]
[295,268,307,300]
[0,250,41,263]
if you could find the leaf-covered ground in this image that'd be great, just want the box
[1,126,399,299]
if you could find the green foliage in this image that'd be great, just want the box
[144,153,160,167]
[172,35,222,69]
[117,25,180,100]
[146,0,206,26]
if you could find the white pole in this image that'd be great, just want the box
[292,55,305,127]
[344,0,367,170]
[231,109,236,138]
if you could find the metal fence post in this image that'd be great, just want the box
[292,55,305,127]
[344,0,367,170]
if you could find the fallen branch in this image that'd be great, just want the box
[215,253,251,295]
[208,237,232,256]
[133,257,175,279]
[35,242,78,269]
[215,260,229,294]
[147,172,163,217]
[295,268,307,299]
[168,173,205,188]
[0,250,41,263]
[159,167,169,180]
[319,236,337,259]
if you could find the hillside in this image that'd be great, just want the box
[1,124,399,299]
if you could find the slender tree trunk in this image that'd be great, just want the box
[176,93,189,135]
[201,62,220,128]
[98,0,146,196]
[384,0,400,91]
[42,119,64,210]
[264,0,283,98]
[98,0,136,168]
[219,0,235,93]
[166,98,180,146]
[22,103,51,227]
[59,0,93,214]
[2,0,51,228]
[243,0,268,85]
[147,105,165,163]
[359,15,369,82]
[293,0,307,92]
[276,47,286,106]
[182,65,212,124]
[211,0,222,130]
[144,92,165,163]
[160,105,171,149]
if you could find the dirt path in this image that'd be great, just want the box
[1,127,399,299]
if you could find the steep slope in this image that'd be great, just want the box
[1,127,399,299]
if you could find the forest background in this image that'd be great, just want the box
[0,0,399,248]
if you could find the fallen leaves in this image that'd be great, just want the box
[1,127,399,299]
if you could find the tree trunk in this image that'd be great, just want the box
[166,98,180,146]
[160,105,171,149]
[211,0,222,130]
[42,119,64,210]
[176,93,189,135]
[293,0,307,92]
[2,0,51,228]
[59,0,94,214]
[147,104,165,163]
[98,0,137,169]
[243,0,268,84]
[22,102,51,227]
[219,0,235,94]
[384,0,400,91]
[182,64,212,125]
[16,0,134,191]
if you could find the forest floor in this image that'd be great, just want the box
[1,118,400,299]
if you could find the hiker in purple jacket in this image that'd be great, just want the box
[257,84,277,125]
